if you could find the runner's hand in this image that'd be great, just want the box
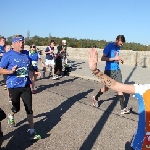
[119,58,124,64]
[41,62,45,67]
[88,48,98,71]
[114,54,121,61]
[9,65,17,74]
[35,71,41,78]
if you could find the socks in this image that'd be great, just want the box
[95,90,103,101]
[118,95,124,110]
[30,129,35,134]
[8,114,14,119]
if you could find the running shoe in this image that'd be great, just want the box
[52,75,57,80]
[32,90,36,94]
[8,114,15,127]
[8,95,12,103]
[4,85,7,90]
[91,96,98,107]
[30,131,41,141]
[121,107,130,115]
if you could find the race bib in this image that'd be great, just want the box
[16,67,28,77]
[32,61,38,67]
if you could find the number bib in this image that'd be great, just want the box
[16,67,28,77]
[32,61,38,67]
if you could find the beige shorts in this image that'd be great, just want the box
[45,59,55,65]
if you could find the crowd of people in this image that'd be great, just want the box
[0,34,149,149]
[0,35,70,148]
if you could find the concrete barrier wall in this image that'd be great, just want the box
[24,45,150,67]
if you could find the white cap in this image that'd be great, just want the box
[62,40,66,45]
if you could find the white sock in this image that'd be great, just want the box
[8,114,14,119]
[30,129,35,134]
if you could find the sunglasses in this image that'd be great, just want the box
[30,46,36,48]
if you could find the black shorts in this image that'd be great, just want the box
[8,85,33,114]
[104,70,122,83]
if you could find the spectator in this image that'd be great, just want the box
[45,40,58,80]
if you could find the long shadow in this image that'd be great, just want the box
[3,89,93,150]
[97,93,116,107]
[125,141,133,150]
[123,52,138,109]
[124,52,147,115]
[67,59,85,72]
[36,77,79,93]
[79,95,118,150]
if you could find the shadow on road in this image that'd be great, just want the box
[2,86,93,149]
[79,53,140,150]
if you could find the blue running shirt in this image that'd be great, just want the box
[29,51,40,70]
[103,42,121,71]
[0,50,31,88]
[22,50,40,70]
[0,45,5,61]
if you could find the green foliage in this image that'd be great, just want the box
[5,35,149,51]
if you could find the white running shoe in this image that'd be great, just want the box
[121,107,130,115]
[52,75,57,80]
[91,96,98,107]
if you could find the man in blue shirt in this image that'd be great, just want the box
[0,35,41,141]
[92,35,130,115]
[88,48,150,150]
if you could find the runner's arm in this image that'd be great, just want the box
[101,53,116,61]
[92,69,135,94]
[0,68,14,74]
[38,54,45,65]
[0,55,14,74]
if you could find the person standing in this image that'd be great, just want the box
[58,40,67,66]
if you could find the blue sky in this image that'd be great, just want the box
[1,0,150,45]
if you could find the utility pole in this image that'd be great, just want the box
[49,33,51,43]
[27,30,30,39]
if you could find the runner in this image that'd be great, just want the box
[45,40,58,79]
[0,36,5,61]
[3,45,12,102]
[0,35,41,141]
[29,44,45,94]
[0,36,7,90]
[88,48,150,150]
[5,45,11,52]
[92,35,130,115]
[3,45,11,90]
